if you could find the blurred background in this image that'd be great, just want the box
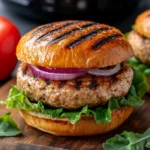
[0,0,150,85]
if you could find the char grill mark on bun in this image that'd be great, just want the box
[31,24,52,36]
[93,33,123,50]
[49,22,99,45]
[35,21,80,42]
[67,27,111,49]
[17,20,133,68]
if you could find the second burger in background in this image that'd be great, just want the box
[128,10,150,92]
[3,20,148,136]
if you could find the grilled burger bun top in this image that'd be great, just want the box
[16,20,133,68]
[135,10,150,38]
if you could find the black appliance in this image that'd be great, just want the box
[2,0,140,22]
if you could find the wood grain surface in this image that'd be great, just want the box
[0,78,150,150]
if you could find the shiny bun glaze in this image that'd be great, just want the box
[135,10,150,38]
[16,20,133,68]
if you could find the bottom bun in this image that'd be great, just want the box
[20,107,133,136]
[146,76,150,93]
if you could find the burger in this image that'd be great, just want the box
[4,20,147,136]
[127,10,150,92]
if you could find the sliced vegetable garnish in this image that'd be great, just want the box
[0,112,21,136]
[127,57,150,77]
[103,128,150,150]
[30,65,86,80]
[87,64,121,76]
[30,64,121,80]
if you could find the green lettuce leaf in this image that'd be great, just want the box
[0,112,21,136]
[0,68,147,124]
[127,57,148,96]
[124,32,129,38]
[4,86,112,124]
[6,87,44,112]
[108,98,120,110]
[102,128,150,150]
[61,105,90,124]
[119,86,144,106]
[43,108,63,118]
[90,107,111,123]
[132,69,148,98]
[124,25,135,38]
[1,86,144,124]
[131,25,135,30]
[127,57,150,76]
[146,141,150,148]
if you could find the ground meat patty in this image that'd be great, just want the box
[17,63,133,109]
[128,30,150,64]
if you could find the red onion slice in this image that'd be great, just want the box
[30,63,121,81]
[87,64,121,76]
[30,65,86,80]
[38,66,89,73]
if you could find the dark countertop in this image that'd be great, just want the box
[0,0,150,85]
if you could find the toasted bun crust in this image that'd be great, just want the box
[20,106,133,136]
[16,20,133,68]
[135,10,150,38]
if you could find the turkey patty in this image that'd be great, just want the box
[128,30,150,64]
[17,63,133,109]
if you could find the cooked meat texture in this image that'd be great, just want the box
[128,30,150,64]
[17,63,133,110]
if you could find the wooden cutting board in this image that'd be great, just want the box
[0,78,150,150]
